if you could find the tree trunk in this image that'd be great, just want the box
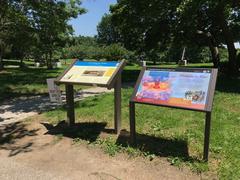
[208,46,220,68]
[153,58,156,65]
[47,51,53,69]
[217,4,238,74]
[0,58,3,70]
[196,30,220,68]
[0,47,4,70]
[207,33,220,68]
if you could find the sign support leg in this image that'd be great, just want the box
[203,111,211,161]
[65,84,75,126]
[130,101,136,144]
[114,74,121,134]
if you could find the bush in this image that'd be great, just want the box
[103,43,130,61]
[60,43,136,62]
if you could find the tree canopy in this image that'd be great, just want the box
[110,0,240,73]
[97,14,121,45]
[0,0,85,69]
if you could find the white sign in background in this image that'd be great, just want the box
[46,78,62,104]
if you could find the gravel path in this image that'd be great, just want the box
[0,87,113,126]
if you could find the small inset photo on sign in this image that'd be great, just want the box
[82,70,105,77]
[184,90,206,102]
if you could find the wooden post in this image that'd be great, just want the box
[65,84,75,126]
[114,74,121,134]
[203,112,211,161]
[129,101,136,144]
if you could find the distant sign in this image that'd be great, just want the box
[131,68,217,111]
[58,61,120,85]
[47,78,62,104]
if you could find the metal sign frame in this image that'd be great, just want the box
[55,59,126,89]
[129,67,218,161]
[55,59,126,134]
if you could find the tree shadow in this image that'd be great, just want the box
[0,67,62,101]
[116,130,190,160]
[42,121,107,143]
[122,69,140,83]
[215,74,240,94]
[0,122,39,156]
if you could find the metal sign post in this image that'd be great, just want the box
[203,111,212,161]
[65,84,75,126]
[129,101,136,143]
[130,104,212,161]
[114,74,122,134]
[129,67,218,161]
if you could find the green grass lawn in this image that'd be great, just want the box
[1,60,240,178]
[0,59,86,101]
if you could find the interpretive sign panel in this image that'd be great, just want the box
[129,67,218,161]
[56,60,123,87]
[55,59,126,134]
[131,67,217,112]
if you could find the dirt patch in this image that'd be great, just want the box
[0,119,201,180]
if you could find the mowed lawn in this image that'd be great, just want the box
[1,61,240,178]
[0,60,86,101]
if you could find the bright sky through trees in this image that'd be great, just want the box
[69,0,117,37]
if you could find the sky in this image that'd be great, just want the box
[69,0,117,37]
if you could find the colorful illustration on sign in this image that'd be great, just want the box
[133,69,211,110]
[82,70,105,77]
[59,61,119,85]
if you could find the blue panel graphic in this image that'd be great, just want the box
[74,61,119,67]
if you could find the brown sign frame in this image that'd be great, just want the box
[55,59,126,89]
[130,67,218,112]
[129,67,218,161]
[55,59,126,134]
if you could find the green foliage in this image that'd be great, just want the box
[95,137,121,156]
[0,1,86,69]
[110,0,240,71]
[97,14,120,45]
[62,37,135,61]
[103,43,131,61]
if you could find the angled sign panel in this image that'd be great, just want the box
[131,67,218,112]
[56,60,126,88]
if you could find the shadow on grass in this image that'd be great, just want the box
[0,122,39,156]
[122,69,140,83]
[0,67,62,100]
[216,74,240,94]
[42,121,107,143]
[116,130,189,159]
[42,121,203,163]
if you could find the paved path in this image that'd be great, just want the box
[0,87,113,126]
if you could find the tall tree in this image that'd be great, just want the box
[0,0,85,70]
[176,0,240,72]
[97,14,120,45]
[0,0,22,69]
[29,0,86,69]
[110,0,181,64]
[111,0,240,73]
